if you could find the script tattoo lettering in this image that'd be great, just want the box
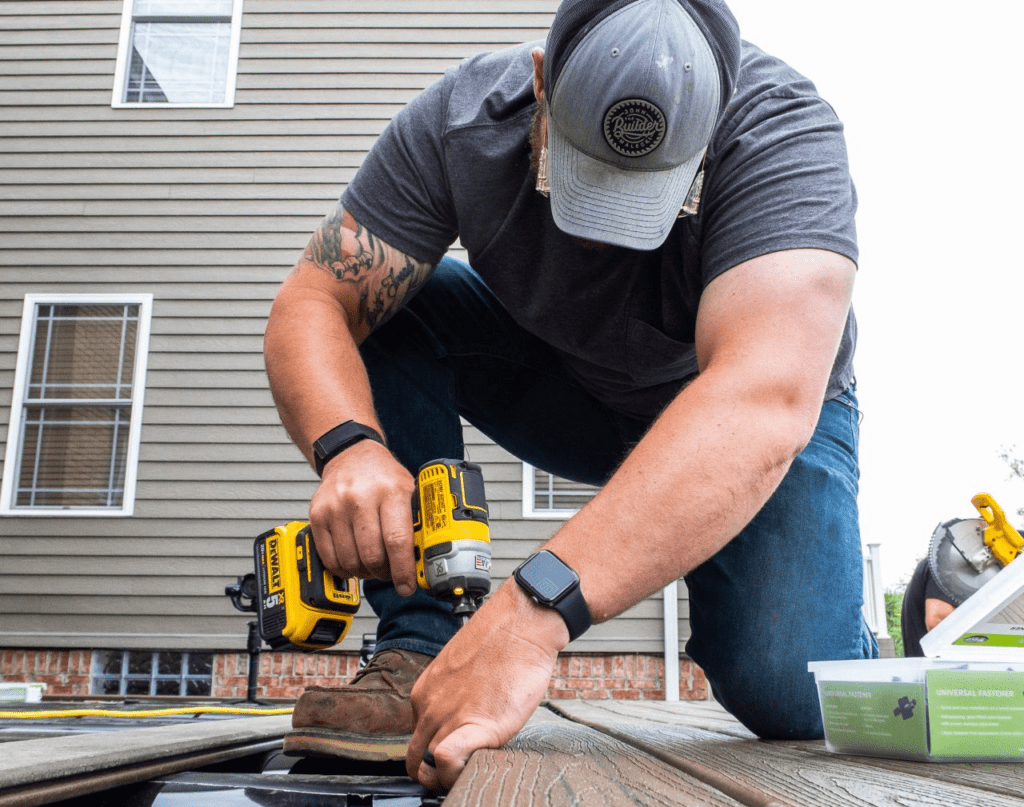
[305,206,433,332]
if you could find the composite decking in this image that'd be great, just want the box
[1,699,1022,805]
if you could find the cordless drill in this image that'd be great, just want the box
[252,459,491,651]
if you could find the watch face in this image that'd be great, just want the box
[521,551,577,603]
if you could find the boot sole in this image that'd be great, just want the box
[283,727,412,762]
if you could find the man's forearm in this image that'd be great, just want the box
[264,272,381,466]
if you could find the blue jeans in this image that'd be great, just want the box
[360,256,878,739]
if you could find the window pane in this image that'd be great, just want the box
[16,405,131,507]
[13,302,141,511]
[134,0,233,15]
[98,679,122,695]
[186,678,212,696]
[29,305,138,401]
[158,652,181,676]
[126,679,152,696]
[126,21,230,104]
[533,468,598,512]
[156,680,181,696]
[187,652,213,676]
[127,46,169,103]
[539,491,597,511]
[128,651,153,676]
[94,650,123,677]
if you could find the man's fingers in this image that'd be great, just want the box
[412,724,501,791]
[350,500,391,579]
[307,516,341,573]
[380,495,417,595]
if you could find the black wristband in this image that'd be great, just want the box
[312,420,385,477]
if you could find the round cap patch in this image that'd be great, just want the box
[603,99,667,158]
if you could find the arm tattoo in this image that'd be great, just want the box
[305,206,434,332]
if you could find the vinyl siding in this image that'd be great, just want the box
[0,0,686,653]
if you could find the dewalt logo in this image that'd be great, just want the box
[267,537,282,591]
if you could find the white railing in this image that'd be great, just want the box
[862,543,890,639]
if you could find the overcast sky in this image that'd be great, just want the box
[723,1,1024,588]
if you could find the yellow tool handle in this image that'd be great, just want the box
[971,492,1024,567]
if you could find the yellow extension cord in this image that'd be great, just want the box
[0,705,293,719]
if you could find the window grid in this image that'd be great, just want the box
[1,294,152,517]
[90,650,214,697]
[535,471,597,511]
[14,305,138,510]
[522,463,599,518]
[19,410,131,508]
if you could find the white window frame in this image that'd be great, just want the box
[521,462,599,519]
[111,0,244,109]
[1,294,153,517]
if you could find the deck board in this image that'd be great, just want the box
[4,699,1024,805]
[551,700,1024,807]
[444,708,747,807]
[794,747,1024,803]
[0,713,292,807]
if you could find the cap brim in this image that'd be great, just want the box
[547,111,703,251]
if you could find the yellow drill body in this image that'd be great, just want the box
[253,458,490,651]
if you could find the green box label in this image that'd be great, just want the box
[818,681,928,757]
[927,670,1024,758]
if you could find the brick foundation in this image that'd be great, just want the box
[0,648,708,701]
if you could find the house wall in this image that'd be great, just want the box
[0,2,688,657]
[0,647,710,702]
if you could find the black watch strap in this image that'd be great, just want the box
[553,583,591,643]
[513,550,592,642]
[312,420,385,477]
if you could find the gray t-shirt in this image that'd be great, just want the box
[343,41,858,419]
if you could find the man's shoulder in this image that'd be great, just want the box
[719,41,838,136]
[443,41,538,132]
[735,40,822,95]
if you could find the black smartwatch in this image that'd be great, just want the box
[312,420,385,477]
[513,550,592,642]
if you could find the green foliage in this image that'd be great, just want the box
[999,445,1024,479]
[885,589,905,657]
[998,445,1024,520]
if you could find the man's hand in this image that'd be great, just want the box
[406,581,568,790]
[309,439,418,594]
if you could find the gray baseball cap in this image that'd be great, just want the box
[543,0,740,250]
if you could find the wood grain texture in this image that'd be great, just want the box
[553,700,1024,807]
[793,745,1024,803]
[445,709,746,807]
[552,699,759,740]
[0,714,292,790]
[992,592,1024,624]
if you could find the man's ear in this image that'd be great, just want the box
[531,47,545,105]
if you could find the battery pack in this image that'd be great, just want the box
[253,521,360,651]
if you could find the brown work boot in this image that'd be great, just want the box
[283,648,432,761]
